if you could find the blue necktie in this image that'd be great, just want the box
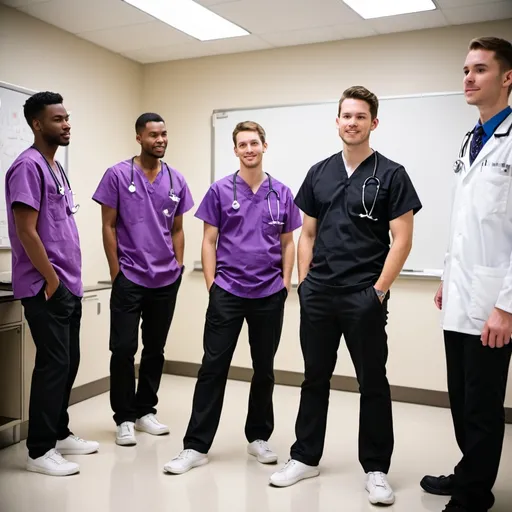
[469,125,484,165]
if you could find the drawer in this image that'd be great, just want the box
[0,301,22,326]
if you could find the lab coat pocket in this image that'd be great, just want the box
[469,265,507,322]
[477,164,511,216]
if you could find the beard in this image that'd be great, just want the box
[43,132,70,147]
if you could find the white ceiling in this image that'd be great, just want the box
[2,0,512,63]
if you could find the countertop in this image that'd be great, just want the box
[0,282,112,303]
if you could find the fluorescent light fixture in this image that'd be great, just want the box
[342,0,436,19]
[123,0,250,41]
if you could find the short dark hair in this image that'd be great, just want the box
[135,112,165,134]
[338,86,379,120]
[232,121,266,146]
[23,91,63,127]
[469,37,512,94]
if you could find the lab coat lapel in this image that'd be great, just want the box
[462,113,512,181]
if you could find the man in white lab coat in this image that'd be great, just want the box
[421,37,512,512]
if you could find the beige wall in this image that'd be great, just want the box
[141,19,512,404]
[0,5,142,284]
[1,5,511,404]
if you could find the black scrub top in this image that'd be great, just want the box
[295,151,422,294]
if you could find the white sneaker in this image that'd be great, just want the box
[366,471,395,505]
[26,448,80,476]
[135,414,169,436]
[56,435,99,455]
[116,421,136,446]
[247,440,278,464]
[269,459,319,487]
[163,449,209,475]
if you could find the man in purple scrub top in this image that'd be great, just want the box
[93,113,194,446]
[5,92,99,477]
[163,121,302,475]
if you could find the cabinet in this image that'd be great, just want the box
[0,301,23,441]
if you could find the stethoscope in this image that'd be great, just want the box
[359,151,380,222]
[454,118,512,174]
[232,170,283,225]
[32,146,79,214]
[129,157,179,217]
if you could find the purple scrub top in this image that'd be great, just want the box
[195,172,302,298]
[5,147,83,299]
[93,158,194,288]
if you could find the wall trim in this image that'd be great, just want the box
[163,360,512,424]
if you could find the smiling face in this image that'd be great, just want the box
[336,98,379,147]
[137,121,168,159]
[463,48,512,108]
[234,130,267,169]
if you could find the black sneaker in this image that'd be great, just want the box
[443,499,467,511]
[420,474,454,496]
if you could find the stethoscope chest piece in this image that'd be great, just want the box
[58,186,65,196]
[453,159,464,174]
[232,200,240,211]
[128,183,136,193]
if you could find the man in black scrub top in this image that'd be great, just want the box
[269,86,422,506]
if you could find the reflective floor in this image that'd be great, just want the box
[1,375,511,512]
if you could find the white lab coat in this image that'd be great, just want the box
[442,112,512,335]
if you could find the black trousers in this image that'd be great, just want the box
[290,281,394,472]
[183,284,287,453]
[109,272,181,425]
[22,282,82,459]
[444,330,511,511]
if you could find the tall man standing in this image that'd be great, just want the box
[270,86,422,507]
[93,113,194,446]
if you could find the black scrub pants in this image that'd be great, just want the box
[183,284,286,453]
[443,330,511,511]
[109,272,181,425]
[22,283,82,460]
[290,280,394,473]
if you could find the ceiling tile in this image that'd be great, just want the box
[210,0,362,34]
[122,35,273,64]
[370,9,448,34]
[442,1,512,24]
[260,22,376,47]
[1,0,49,7]
[17,0,155,33]
[194,0,243,6]
[79,21,196,53]
[435,0,490,7]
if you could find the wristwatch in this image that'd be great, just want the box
[375,288,386,300]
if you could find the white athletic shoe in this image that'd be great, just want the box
[269,459,319,487]
[247,440,278,464]
[116,421,136,446]
[366,471,395,505]
[135,414,169,436]
[56,435,99,455]
[26,448,79,476]
[163,449,209,475]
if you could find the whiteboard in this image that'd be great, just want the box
[212,92,476,279]
[0,81,69,249]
